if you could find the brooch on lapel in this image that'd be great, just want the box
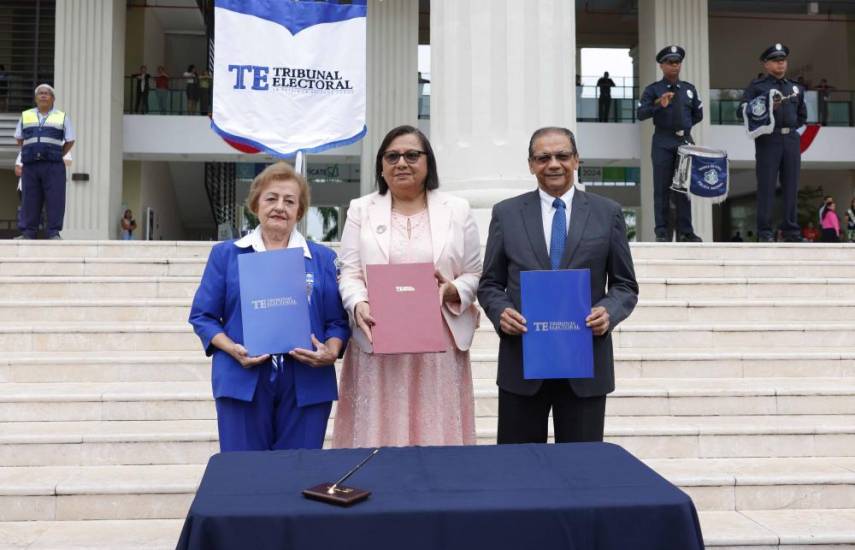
[376,225,387,235]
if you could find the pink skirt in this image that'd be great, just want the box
[332,328,476,448]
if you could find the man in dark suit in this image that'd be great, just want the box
[477,127,639,444]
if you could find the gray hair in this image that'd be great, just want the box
[34,84,55,98]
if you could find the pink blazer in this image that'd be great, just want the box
[338,190,482,353]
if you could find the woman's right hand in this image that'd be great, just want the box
[229,342,270,369]
[354,301,375,344]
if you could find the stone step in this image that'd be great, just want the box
[0,299,190,323]
[633,259,855,279]
[4,321,852,353]
[646,457,855,513]
[0,257,205,277]
[3,457,855,522]
[3,378,855,422]
[0,512,854,550]
[4,256,855,280]
[3,275,855,301]
[3,240,854,262]
[627,299,855,323]
[629,242,855,261]
[5,415,855,466]
[471,322,855,349]
[2,350,854,384]
[2,298,851,325]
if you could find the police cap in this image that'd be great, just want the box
[656,45,685,64]
[760,43,789,61]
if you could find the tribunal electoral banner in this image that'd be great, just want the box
[212,0,367,157]
[238,248,312,356]
[521,269,594,380]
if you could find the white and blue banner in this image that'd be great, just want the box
[212,0,367,157]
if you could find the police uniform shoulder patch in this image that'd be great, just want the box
[792,85,799,95]
[686,89,694,99]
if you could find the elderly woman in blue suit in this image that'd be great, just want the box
[189,161,350,451]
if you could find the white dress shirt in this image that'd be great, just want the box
[233,225,312,259]
[539,186,575,255]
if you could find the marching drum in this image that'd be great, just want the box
[671,145,729,204]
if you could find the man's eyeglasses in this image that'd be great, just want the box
[382,150,427,165]
[530,152,576,165]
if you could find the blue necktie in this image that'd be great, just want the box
[550,198,567,270]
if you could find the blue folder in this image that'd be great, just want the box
[238,248,312,357]
[520,269,594,379]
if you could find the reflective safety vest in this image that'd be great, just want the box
[20,108,66,163]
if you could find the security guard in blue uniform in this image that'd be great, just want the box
[638,45,703,242]
[14,84,75,239]
[742,43,806,242]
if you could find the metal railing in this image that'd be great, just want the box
[123,76,212,116]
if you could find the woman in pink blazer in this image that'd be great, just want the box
[333,125,482,448]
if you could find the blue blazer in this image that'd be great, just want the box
[189,240,350,406]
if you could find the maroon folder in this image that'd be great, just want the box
[366,262,446,354]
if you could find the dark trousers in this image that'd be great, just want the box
[755,132,800,240]
[598,97,611,122]
[21,161,66,238]
[497,380,606,444]
[215,361,332,452]
[652,140,693,238]
[16,189,24,231]
[135,89,149,113]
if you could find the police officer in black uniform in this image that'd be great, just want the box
[638,46,703,242]
[742,43,806,242]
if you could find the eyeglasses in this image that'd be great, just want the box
[530,151,576,165]
[382,150,426,165]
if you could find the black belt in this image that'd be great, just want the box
[772,127,797,135]
[654,128,690,137]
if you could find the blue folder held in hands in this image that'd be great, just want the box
[238,248,312,357]
[520,269,594,379]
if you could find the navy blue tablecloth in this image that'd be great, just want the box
[177,442,704,550]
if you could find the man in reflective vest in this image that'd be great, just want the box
[14,84,75,239]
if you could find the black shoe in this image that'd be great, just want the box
[655,235,669,243]
[783,234,805,243]
[758,235,775,243]
[678,233,703,243]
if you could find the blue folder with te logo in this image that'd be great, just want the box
[520,269,594,379]
[238,247,312,357]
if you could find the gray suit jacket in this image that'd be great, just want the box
[477,189,639,397]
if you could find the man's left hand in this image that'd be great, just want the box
[289,335,340,367]
[586,306,610,336]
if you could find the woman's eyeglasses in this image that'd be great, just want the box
[382,150,427,165]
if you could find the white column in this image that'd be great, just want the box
[430,0,576,236]
[54,0,126,239]
[359,0,419,196]
[638,0,713,242]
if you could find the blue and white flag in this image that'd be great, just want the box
[212,0,367,157]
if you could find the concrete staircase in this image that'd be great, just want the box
[2,240,855,549]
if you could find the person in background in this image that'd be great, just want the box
[333,125,482,449]
[183,65,199,114]
[815,78,833,126]
[189,161,350,452]
[819,195,833,225]
[596,71,616,122]
[154,66,170,114]
[802,221,820,243]
[121,209,137,240]
[131,65,152,114]
[845,198,855,243]
[637,45,704,242]
[198,69,212,116]
[14,84,75,240]
[820,200,840,242]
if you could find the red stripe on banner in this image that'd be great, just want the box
[223,137,261,154]
[799,124,820,154]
